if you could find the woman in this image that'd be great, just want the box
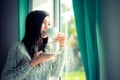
[1,10,66,80]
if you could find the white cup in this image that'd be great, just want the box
[46,28,58,39]
[45,28,59,54]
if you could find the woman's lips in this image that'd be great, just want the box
[41,31,47,38]
[42,31,46,34]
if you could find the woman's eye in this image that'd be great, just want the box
[48,23,51,26]
[42,21,51,26]
[42,22,45,24]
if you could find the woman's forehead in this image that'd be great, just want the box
[43,16,50,22]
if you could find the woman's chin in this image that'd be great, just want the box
[42,35,48,38]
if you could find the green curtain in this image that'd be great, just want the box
[18,0,29,41]
[72,0,101,80]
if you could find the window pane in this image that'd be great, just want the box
[60,0,86,80]
[32,0,54,27]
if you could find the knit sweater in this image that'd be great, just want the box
[1,42,65,80]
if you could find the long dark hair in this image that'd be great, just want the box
[22,10,49,58]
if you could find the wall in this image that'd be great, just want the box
[0,0,18,78]
[100,0,120,80]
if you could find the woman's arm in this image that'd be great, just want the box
[1,43,32,80]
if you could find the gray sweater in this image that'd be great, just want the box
[1,42,65,80]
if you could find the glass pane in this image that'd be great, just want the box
[32,0,54,27]
[60,0,86,80]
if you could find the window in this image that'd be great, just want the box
[31,0,54,27]
[60,0,86,80]
[31,0,86,80]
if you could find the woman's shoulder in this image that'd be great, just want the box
[9,41,27,53]
[9,41,30,58]
[10,41,23,49]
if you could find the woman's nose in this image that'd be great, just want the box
[44,27,47,30]
[43,27,48,32]
[45,25,49,30]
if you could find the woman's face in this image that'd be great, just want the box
[41,16,50,38]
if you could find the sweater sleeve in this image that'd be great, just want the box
[1,42,32,80]
[50,48,65,77]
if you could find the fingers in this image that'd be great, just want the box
[43,54,55,59]
[37,51,43,55]
[38,54,55,63]
[54,33,66,42]
[34,51,42,57]
[54,33,66,48]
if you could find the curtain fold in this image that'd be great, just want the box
[18,0,29,41]
[72,0,100,80]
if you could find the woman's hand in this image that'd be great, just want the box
[29,51,55,67]
[54,33,66,48]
